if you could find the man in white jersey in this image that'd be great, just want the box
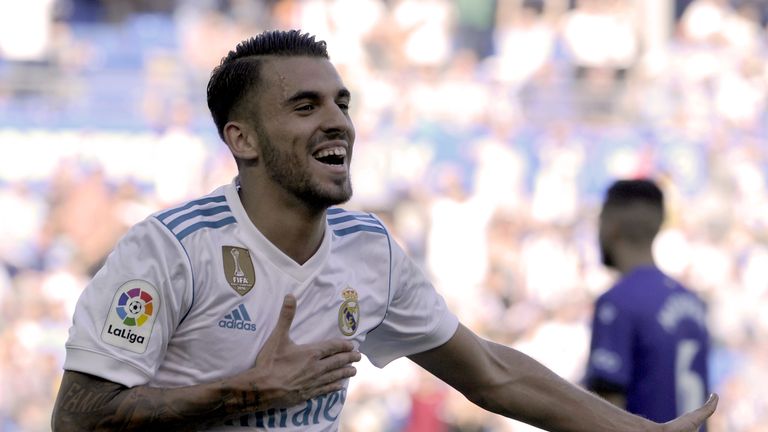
[52,30,717,431]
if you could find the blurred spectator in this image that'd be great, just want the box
[491,0,556,88]
[453,0,497,59]
[561,0,640,73]
[561,0,640,118]
[679,0,730,44]
[0,0,56,62]
[392,0,454,67]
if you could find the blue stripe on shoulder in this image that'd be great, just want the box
[333,224,387,237]
[327,214,379,225]
[157,195,227,221]
[327,208,345,215]
[166,205,231,230]
[176,216,237,241]
[151,218,196,328]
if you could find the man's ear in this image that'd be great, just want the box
[223,121,259,161]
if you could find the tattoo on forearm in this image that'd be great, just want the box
[55,372,263,430]
[219,387,261,416]
[61,381,117,413]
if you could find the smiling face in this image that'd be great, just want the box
[238,56,355,209]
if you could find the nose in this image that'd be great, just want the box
[320,103,353,136]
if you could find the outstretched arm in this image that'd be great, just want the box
[409,324,716,432]
[588,379,627,410]
[52,295,361,431]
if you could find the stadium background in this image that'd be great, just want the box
[1,0,767,430]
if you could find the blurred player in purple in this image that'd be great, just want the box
[586,179,710,429]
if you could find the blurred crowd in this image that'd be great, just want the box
[1,0,767,431]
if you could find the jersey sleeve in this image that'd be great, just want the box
[360,236,459,368]
[64,216,193,387]
[585,294,634,392]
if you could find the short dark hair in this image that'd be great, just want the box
[604,179,664,212]
[602,179,665,244]
[206,30,330,140]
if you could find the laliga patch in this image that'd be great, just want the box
[101,280,159,353]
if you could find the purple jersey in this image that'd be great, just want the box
[586,266,709,425]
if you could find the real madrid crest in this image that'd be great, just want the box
[338,287,360,336]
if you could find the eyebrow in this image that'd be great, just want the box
[284,88,351,106]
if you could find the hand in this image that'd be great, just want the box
[661,394,718,432]
[239,294,361,409]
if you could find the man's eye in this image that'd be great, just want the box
[337,103,350,111]
[296,105,314,112]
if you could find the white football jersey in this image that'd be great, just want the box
[64,179,459,431]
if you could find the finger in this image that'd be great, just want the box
[668,393,718,429]
[312,339,357,358]
[687,393,717,421]
[698,393,718,418]
[317,352,362,374]
[319,365,358,385]
[272,294,297,338]
[303,369,358,400]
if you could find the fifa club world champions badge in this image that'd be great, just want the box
[338,287,359,336]
[222,245,255,296]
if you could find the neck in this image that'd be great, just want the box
[613,245,656,275]
[237,175,327,265]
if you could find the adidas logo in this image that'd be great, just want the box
[218,304,257,331]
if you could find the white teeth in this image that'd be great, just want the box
[314,147,347,159]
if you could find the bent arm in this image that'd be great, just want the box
[409,324,715,432]
[53,295,360,431]
[51,370,263,432]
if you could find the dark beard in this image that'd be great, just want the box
[291,176,353,210]
[259,130,352,209]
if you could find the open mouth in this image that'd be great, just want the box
[313,147,346,166]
